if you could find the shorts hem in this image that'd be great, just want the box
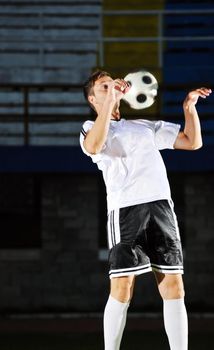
[109,264,152,279]
[151,264,184,275]
[109,264,184,278]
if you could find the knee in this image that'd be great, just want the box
[159,278,185,300]
[110,276,135,303]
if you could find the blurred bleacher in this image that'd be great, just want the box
[0,0,213,171]
[161,0,214,170]
[0,0,101,84]
[163,0,214,117]
[0,0,101,146]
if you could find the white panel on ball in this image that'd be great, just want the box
[122,69,158,110]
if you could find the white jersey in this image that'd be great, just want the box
[80,118,180,214]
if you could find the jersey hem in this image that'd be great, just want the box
[107,195,172,214]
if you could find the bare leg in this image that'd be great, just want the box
[154,272,188,350]
[104,275,135,350]
[110,275,136,302]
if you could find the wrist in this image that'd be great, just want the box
[183,99,196,111]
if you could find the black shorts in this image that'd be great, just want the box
[107,200,184,279]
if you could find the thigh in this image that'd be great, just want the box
[147,200,184,274]
[107,204,152,279]
[107,204,149,248]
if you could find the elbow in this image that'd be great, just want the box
[190,140,203,150]
[83,140,102,155]
[89,147,101,155]
[184,133,203,150]
[196,141,203,150]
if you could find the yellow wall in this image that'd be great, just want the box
[101,1,165,117]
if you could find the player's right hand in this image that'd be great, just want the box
[105,79,129,103]
[114,79,130,100]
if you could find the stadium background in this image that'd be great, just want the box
[0,0,213,348]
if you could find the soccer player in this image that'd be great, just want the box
[80,70,211,350]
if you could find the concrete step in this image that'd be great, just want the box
[0,41,97,53]
[0,28,100,40]
[0,4,101,15]
[0,15,99,27]
[0,67,93,84]
[0,121,83,146]
[0,53,96,68]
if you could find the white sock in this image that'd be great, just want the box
[163,298,188,350]
[103,295,129,350]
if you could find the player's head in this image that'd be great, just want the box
[83,70,113,112]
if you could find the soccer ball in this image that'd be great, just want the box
[122,69,158,109]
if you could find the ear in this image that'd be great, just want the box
[88,95,96,106]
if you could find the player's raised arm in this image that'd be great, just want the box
[83,78,128,155]
[174,87,212,150]
[83,80,115,155]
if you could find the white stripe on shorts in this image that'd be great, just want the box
[168,199,181,240]
[109,263,152,278]
[151,263,184,274]
[113,209,121,245]
[107,212,113,249]
[107,210,121,249]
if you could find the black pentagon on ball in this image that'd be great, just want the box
[142,75,152,84]
[136,94,147,103]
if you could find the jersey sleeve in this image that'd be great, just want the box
[154,120,181,150]
[79,120,103,163]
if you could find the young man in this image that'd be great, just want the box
[80,70,211,350]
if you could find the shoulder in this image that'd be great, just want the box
[82,120,94,130]
[81,120,94,136]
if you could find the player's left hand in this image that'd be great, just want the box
[184,87,212,109]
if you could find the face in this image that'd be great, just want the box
[88,75,113,111]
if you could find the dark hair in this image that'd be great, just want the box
[83,69,111,103]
